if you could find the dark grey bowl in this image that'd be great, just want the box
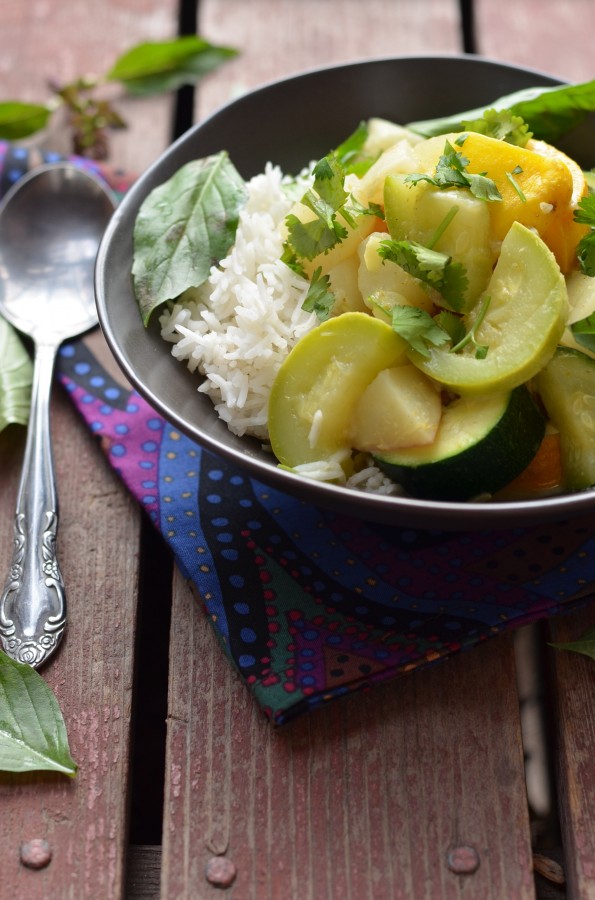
[95,54,595,529]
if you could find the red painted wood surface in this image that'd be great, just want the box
[475,0,595,84]
[163,579,535,899]
[548,605,595,900]
[0,1,178,897]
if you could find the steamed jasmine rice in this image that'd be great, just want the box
[159,164,316,442]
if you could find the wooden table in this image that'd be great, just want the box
[0,1,594,898]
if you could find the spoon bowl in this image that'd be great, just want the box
[0,162,116,667]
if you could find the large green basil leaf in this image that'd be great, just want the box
[132,151,247,324]
[0,317,32,432]
[0,102,52,140]
[107,36,238,97]
[0,650,77,775]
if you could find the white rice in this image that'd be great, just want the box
[159,161,401,496]
[159,163,316,441]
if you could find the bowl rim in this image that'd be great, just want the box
[95,53,595,529]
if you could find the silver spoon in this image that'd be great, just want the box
[0,162,116,667]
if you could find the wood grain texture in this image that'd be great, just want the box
[0,0,179,172]
[0,387,141,899]
[0,1,179,894]
[474,0,595,83]
[162,577,535,900]
[160,2,538,898]
[548,604,595,900]
[194,0,463,118]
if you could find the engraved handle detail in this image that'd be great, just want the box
[0,342,65,667]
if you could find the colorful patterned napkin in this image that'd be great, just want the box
[2,142,594,724]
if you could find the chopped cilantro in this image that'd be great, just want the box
[434,309,465,345]
[333,122,374,176]
[285,151,380,263]
[571,311,595,353]
[301,267,335,321]
[404,139,502,202]
[574,194,595,276]
[378,238,469,312]
[505,165,527,202]
[389,306,451,358]
[449,295,491,359]
[460,108,532,146]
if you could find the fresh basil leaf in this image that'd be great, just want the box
[550,625,595,662]
[0,650,77,775]
[408,80,595,144]
[0,102,52,140]
[132,151,247,324]
[0,317,32,431]
[107,36,238,97]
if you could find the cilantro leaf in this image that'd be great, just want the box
[574,194,595,276]
[571,311,595,353]
[333,122,372,175]
[405,140,502,202]
[460,108,532,146]
[301,267,335,321]
[449,294,492,358]
[378,238,468,312]
[285,151,379,263]
[285,210,344,260]
[389,306,451,358]
[434,310,466,345]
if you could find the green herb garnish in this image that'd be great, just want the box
[407,79,595,144]
[132,151,247,325]
[301,267,336,321]
[574,194,595,276]
[388,306,451,358]
[571,311,595,353]
[460,108,532,146]
[0,650,77,775]
[404,139,502,202]
[505,165,527,202]
[378,238,468,312]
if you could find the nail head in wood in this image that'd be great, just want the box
[447,845,480,875]
[20,838,52,869]
[205,855,237,888]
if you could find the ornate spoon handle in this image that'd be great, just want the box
[0,341,65,668]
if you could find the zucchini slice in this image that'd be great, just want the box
[535,346,595,490]
[373,385,545,501]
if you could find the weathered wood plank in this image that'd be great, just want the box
[162,577,535,900]
[474,0,595,83]
[0,1,178,897]
[548,604,595,900]
[0,0,179,172]
[194,0,463,117]
[0,389,140,900]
